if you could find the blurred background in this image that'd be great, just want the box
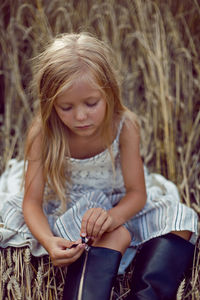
[1,0,199,215]
[0,0,199,298]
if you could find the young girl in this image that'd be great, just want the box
[0,33,198,300]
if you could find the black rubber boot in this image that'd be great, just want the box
[62,246,122,300]
[127,233,195,300]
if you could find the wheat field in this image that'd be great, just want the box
[0,0,199,299]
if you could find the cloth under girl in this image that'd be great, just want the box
[0,119,198,274]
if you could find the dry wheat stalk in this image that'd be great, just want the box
[0,0,199,299]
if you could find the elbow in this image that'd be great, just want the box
[22,195,38,218]
[139,190,147,211]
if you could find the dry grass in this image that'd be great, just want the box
[0,0,199,299]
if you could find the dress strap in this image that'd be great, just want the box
[115,115,126,142]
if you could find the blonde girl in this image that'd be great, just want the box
[1,33,198,300]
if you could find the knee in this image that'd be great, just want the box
[115,226,132,248]
[109,226,131,253]
[171,230,192,241]
[93,225,131,254]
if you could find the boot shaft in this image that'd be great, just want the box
[63,246,122,300]
[127,233,195,300]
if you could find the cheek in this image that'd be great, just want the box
[56,110,71,125]
[93,103,106,118]
[92,109,105,122]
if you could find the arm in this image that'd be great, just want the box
[23,139,52,247]
[107,118,147,229]
[22,130,84,266]
[81,118,147,238]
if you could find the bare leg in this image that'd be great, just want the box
[92,226,131,255]
[171,230,192,241]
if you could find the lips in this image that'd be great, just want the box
[75,125,92,129]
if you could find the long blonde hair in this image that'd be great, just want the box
[25,32,136,205]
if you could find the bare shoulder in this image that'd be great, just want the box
[119,112,145,193]
[120,111,140,151]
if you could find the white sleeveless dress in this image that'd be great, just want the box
[53,118,198,245]
[0,118,198,272]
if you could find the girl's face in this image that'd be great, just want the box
[54,78,107,138]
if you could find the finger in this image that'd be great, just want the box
[65,243,85,257]
[52,243,85,261]
[52,241,84,260]
[54,237,74,249]
[55,237,82,251]
[85,208,103,237]
[68,238,82,249]
[97,217,112,238]
[54,239,81,253]
[91,210,108,237]
[52,245,85,267]
[81,209,94,237]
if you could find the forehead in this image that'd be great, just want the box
[56,77,102,104]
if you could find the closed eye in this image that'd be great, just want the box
[86,101,98,107]
[61,106,72,111]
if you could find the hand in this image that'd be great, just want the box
[81,207,114,239]
[45,236,85,267]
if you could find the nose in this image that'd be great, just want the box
[74,107,87,121]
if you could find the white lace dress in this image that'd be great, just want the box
[0,119,198,273]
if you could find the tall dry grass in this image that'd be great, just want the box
[0,0,199,299]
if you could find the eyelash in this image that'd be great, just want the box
[61,107,72,111]
[86,101,98,107]
[61,101,98,111]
